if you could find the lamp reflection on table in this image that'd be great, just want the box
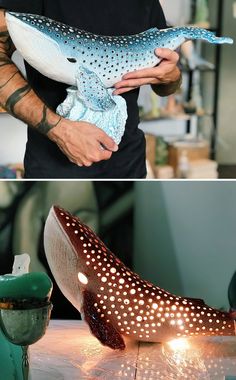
[31,321,236,380]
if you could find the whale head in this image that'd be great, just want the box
[44,206,88,312]
[6,12,80,85]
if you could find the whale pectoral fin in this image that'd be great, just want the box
[83,290,125,350]
[76,66,116,112]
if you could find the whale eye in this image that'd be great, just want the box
[67,58,77,63]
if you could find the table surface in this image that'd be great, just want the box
[30,320,236,380]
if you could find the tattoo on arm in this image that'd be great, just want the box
[36,106,62,135]
[0,25,33,118]
[0,15,61,136]
[4,84,31,117]
[0,30,15,56]
[0,52,14,67]
[0,31,8,37]
[0,70,18,89]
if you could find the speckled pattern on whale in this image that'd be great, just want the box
[6,12,233,144]
[44,206,236,350]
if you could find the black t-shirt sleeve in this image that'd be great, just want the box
[0,0,42,13]
[150,0,167,29]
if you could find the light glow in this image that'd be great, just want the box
[167,338,190,352]
[78,272,88,285]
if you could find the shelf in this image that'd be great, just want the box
[140,111,214,123]
[140,114,194,123]
[181,67,215,73]
[140,115,198,140]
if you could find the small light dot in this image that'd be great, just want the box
[101,277,107,283]
[78,272,88,285]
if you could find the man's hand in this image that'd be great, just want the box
[113,48,181,96]
[48,119,118,167]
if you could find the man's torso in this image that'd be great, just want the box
[1,0,166,178]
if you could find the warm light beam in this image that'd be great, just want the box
[167,338,190,352]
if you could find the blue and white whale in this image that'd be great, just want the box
[6,12,233,144]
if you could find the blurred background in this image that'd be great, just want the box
[1,0,236,179]
[0,181,235,318]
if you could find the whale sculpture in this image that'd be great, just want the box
[5,12,233,144]
[44,206,236,350]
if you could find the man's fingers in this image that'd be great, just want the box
[98,132,118,152]
[122,69,160,80]
[155,48,179,63]
[100,149,113,161]
[68,157,83,166]
[87,146,112,162]
[115,78,157,90]
[54,119,117,165]
[119,49,179,82]
[83,161,93,167]
[113,86,138,95]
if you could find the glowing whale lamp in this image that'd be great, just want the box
[44,206,236,350]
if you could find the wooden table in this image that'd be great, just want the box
[30,320,236,380]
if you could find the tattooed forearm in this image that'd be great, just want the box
[0,30,15,56]
[0,9,61,135]
[0,70,18,89]
[4,84,31,117]
[36,106,62,134]
[0,31,8,37]
[0,53,13,67]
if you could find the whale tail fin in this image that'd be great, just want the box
[230,310,236,320]
[229,310,236,335]
[181,26,233,45]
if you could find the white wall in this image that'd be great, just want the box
[0,52,27,165]
[134,182,236,310]
[0,114,27,165]
[217,0,236,163]
[159,0,191,26]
